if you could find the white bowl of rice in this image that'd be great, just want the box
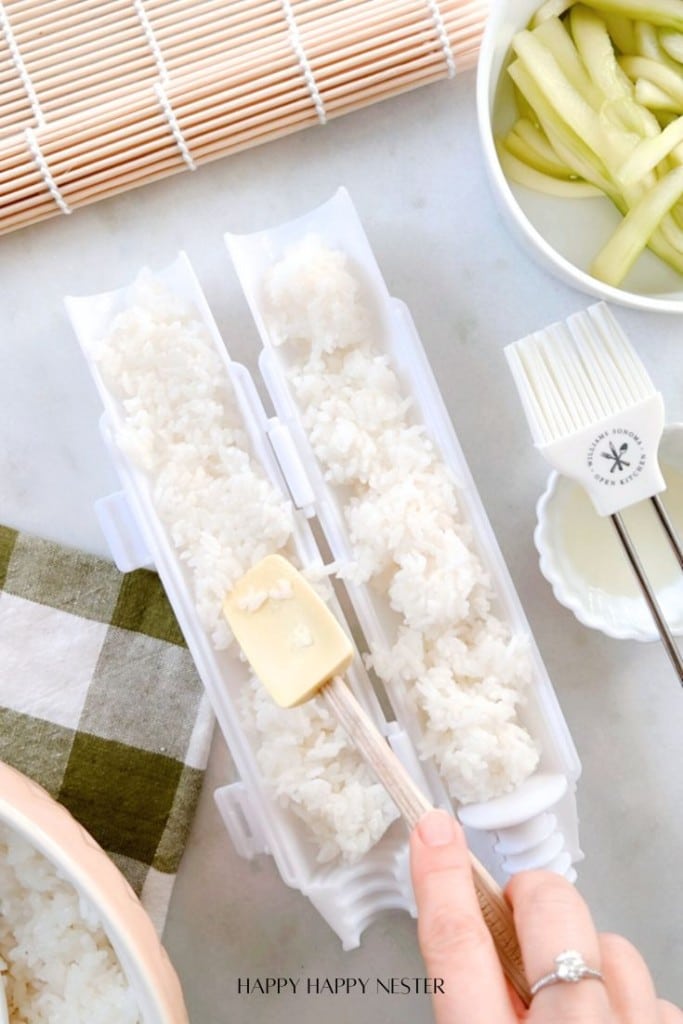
[476,0,683,313]
[0,760,188,1024]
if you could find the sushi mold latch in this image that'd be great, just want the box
[95,490,154,573]
[265,419,317,515]
[66,189,583,949]
[214,782,270,859]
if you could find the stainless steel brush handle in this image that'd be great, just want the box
[611,513,683,683]
[650,496,683,571]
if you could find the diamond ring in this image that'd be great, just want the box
[530,950,604,996]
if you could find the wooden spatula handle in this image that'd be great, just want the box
[322,675,530,1006]
[322,675,433,827]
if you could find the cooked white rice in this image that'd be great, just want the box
[0,823,140,1023]
[94,275,397,863]
[263,235,540,805]
[239,678,398,863]
[92,275,294,651]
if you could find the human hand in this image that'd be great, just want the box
[410,809,682,1023]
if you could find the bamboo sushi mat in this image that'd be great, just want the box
[0,0,487,236]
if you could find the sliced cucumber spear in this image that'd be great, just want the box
[591,165,683,282]
[497,0,683,285]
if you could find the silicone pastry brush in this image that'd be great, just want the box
[506,302,683,681]
[223,554,531,1006]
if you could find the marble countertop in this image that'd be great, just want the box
[1,67,682,1022]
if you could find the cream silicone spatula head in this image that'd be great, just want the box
[223,554,531,1006]
[223,554,353,707]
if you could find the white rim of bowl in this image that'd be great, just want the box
[533,473,658,640]
[475,9,683,315]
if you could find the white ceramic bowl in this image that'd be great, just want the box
[476,0,683,314]
[0,761,188,1024]
[535,424,683,640]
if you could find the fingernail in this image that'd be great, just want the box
[417,810,457,847]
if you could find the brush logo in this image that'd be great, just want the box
[586,428,646,487]
[601,441,630,473]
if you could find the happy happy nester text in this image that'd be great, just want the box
[237,977,444,995]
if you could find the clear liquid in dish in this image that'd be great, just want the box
[557,463,683,598]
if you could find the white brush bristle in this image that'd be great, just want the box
[505,303,656,445]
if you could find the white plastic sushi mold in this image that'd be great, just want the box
[64,188,582,951]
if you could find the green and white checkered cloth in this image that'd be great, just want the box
[0,525,214,934]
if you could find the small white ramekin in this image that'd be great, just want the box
[534,425,683,641]
[475,0,683,314]
[0,761,188,1024]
